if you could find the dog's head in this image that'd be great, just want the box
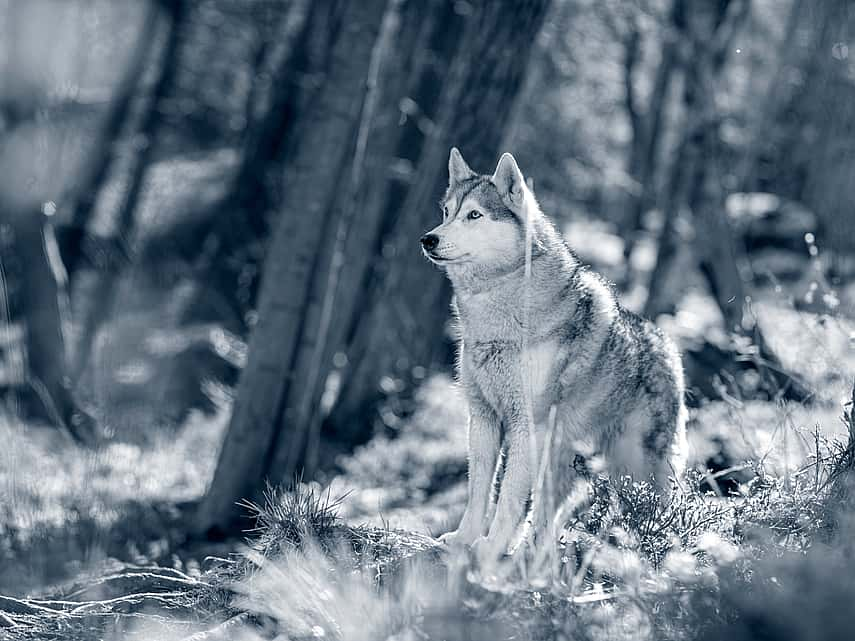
[421,148,535,275]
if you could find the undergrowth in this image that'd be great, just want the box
[212,418,854,641]
[2,383,853,640]
[10,409,853,641]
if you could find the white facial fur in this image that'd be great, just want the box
[424,193,524,271]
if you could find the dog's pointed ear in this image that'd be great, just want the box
[448,147,476,185]
[491,152,525,208]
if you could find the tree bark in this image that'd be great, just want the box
[194,0,396,537]
[264,0,428,479]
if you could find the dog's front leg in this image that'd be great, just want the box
[440,400,500,546]
[477,416,533,560]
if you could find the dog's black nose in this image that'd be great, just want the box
[420,234,439,251]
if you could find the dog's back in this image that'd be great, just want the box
[505,258,687,493]
[569,287,688,483]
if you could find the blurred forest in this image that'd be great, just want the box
[2,1,855,639]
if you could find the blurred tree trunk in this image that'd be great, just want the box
[787,0,855,279]
[181,0,319,330]
[0,209,95,440]
[71,0,185,378]
[645,0,810,403]
[644,0,711,322]
[0,3,98,442]
[195,0,550,537]
[619,0,680,277]
[57,0,161,284]
[733,0,803,194]
[130,2,317,421]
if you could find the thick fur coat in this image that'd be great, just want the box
[421,148,688,560]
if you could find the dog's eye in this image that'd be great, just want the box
[467,210,482,220]
[442,207,449,221]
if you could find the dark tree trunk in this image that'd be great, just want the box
[620,0,680,276]
[642,131,694,321]
[0,3,100,442]
[1,213,66,427]
[788,0,855,278]
[126,1,318,422]
[264,0,442,477]
[194,0,551,537]
[72,0,185,379]
[194,0,397,537]
[57,1,161,284]
[182,0,319,329]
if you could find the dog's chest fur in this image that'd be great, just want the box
[456,287,562,419]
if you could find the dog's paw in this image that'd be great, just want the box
[438,529,470,547]
[438,530,456,546]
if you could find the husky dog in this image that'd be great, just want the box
[421,148,688,560]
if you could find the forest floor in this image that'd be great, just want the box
[1,293,854,639]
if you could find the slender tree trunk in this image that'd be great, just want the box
[689,1,809,401]
[645,0,742,322]
[1,212,73,432]
[643,0,693,321]
[265,0,433,478]
[194,0,395,537]
[72,0,185,379]
[186,0,319,320]
[621,0,680,274]
[0,3,99,441]
[793,0,855,278]
[58,1,161,284]
[643,131,695,320]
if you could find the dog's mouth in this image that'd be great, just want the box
[423,249,469,264]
